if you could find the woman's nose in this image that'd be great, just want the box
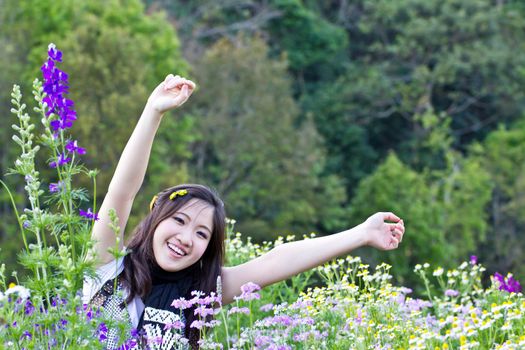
[177,228,193,247]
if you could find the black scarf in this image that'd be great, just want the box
[137,262,199,348]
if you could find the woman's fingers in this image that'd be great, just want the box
[163,75,196,92]
[183,78,196,90]
[388,224,404,243]
[165,77,184,90]
[382,211,401,223]
[174,84,190,106]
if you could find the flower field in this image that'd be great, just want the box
[1,228,524,349]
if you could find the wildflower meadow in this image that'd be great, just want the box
[1,45,524,350]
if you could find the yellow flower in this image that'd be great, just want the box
[460,335,467,345]
[8,282,16,289]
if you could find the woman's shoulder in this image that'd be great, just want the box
[82,256,126,304]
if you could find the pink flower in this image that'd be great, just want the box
[228,306,250,315]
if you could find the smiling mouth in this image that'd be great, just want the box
[167,242,187,257]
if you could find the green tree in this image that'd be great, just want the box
[307,0,525,196]
[189,35,347,239]
[416,110,492,257]
[349,112,492,286]
[476,119,525,281]
[349,153,445,286]
[54,5,193,229]
[0,0,192,270]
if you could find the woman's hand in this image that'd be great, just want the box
[147,74,196,114]
[362,212,405,251]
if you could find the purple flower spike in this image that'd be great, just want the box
[79,208,99,221]
[41,43,78,131]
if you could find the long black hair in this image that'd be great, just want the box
[121,184,226,347]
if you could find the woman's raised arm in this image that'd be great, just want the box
[91,75,195,264]
[221,212,404,304]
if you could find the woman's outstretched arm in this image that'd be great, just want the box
[221,212,404,304]
[91,75,195,264]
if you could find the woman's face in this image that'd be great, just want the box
[152,198,214,272]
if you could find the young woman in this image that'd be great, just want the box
[83,74,405,349]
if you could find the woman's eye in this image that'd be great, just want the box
[173,217,184,224]
[197,231,208,239]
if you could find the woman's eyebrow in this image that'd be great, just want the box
[176,211,191,220]
[198,223,212,233]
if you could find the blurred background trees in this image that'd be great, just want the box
[2,0,525,287]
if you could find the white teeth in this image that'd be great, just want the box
[167,242,186,256]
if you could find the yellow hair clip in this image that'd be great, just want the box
[149,195,158,211]
[169,189,188,200]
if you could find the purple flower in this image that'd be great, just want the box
[228,306,250,315]
[355,309,363,325]
[79,208,99,221]
[293,330,323,342]
[49,181,64,193]
[97,322,108,342]
[65,140,86,155]
[163,320,185,331]
[83,304,94,321]
[24,300,35,315]
[190,320,205,330]
[41,44,78,131]
[241,282,261,294]
[193,305,215,317]
[506,276,522,293]
[493,272,522,293]
[445,289,459,297]
[171,297,194,309]
[271,315,293,326]
[470,255,478,265]
[20,330,32,340]
[48,44,62,62]
[235,281,261,301]
[494,272,505,284]
[290,300,312,309]
[406,299,433,312]
[254,335,272,347]
[49,153,71,168]
[260,303,274,312]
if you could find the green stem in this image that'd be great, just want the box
[219,308,231,350]
[91,171,97,229]
[0,179,28,251]
[236,300,240,341]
